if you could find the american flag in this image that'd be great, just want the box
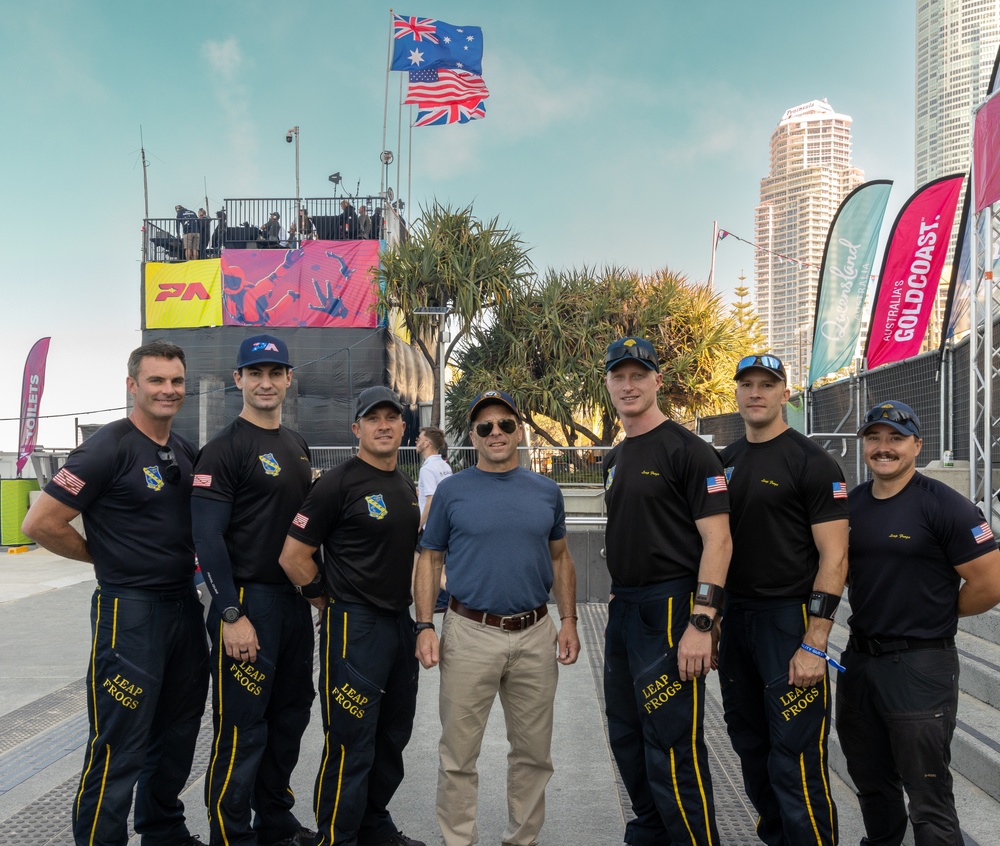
[393,15,439,43]
[414,97,486,127]
[405,69,489,106]
[832,481,848,499]
[292,513,309,530]
[706,475,727,494]
[972,521,995,544]
[52,467,85,496]
[193,474,213,488]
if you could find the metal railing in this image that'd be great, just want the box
[309,445,611,486]
[143,195,397,262]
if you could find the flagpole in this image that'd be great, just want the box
[381,9,395,196]
[708,220,718,290]
[396,75,404,203]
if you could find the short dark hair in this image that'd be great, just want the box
[420,426,447,456]
[128,341,186,379]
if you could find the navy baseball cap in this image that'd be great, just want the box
[858,400,921,437]
[355,386,404,419]
[468,390,519,421]
[605,337,659,373]
[236,334,292,369]
[734,353,787,383]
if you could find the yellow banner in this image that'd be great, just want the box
[145,261,223,328]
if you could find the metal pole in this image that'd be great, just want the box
[438,317,446,430]
[294,126,300,213]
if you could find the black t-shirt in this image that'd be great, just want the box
[847,472,998,639]
[287,457,420,611]
[721,429,849,599]
[603,420,730,586]
[191,418,311,583]
[44,418,197,589]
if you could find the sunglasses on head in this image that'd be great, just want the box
[863,407,916,426]
[737,354,783,372]
[606,343,657,368]
[475,418,518,438]
[157,448,181,485]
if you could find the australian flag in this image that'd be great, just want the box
[391,14,484,75]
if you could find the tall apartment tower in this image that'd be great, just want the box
[915,0,1000,186]
[754,100,864,384]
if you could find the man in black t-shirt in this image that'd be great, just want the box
[22,341,209,846]
[719,354,848,846]
[191,334,315,846]
[280,387,424,846]
[601,337,732,846]
[838,400,1000,846]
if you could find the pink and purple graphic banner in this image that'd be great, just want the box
[17,337,51,476]
[221,240,380,328]
[865,175,965,370]
[974,93,1000,213]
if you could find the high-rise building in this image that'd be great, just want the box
[915,0,1000,187]
[915,0,1000,350]
[754,100,864,384]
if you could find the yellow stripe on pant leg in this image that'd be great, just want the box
[87,744,112,846]
[668,747,696,844]
[206,618,227,826]
[215,725,239,846]
[688,677,714,846]
[799,752,822,846]
[76,593,103,818]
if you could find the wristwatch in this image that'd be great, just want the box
[295,573,327,599]
[689,613,715,633]
[413,621,436,635]
[222,606,244,624]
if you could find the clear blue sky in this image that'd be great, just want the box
[0,1,916,449]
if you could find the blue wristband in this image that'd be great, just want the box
[800,642,846,673]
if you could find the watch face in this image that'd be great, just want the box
[690,613,714,632]
[222,607,242,623]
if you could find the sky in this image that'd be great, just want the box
[0,1,918,451]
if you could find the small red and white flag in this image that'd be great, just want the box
[52,467,86,496]
[193,474,213,488]
[706,475,727,494]
[972,521,995,544]
[832,481,848,500]
[292,513,309,530]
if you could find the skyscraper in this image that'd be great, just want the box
[915,0,1000,187]
[754,100,864,384]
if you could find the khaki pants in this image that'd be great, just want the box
[437,610,558,846]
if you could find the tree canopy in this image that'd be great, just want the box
[376,202,534,426]
[449,266,758,445]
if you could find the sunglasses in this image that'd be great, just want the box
[863,407,916,426]
[475,418,518,438]
[737,354,783,372]
[157,448,181,485]
[605,343,657,369]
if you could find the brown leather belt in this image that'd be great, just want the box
[448,596,547,631]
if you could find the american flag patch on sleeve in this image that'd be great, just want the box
[52,468,85,496]
[972,521,995,544]
[832,481,848,499]
[292,513,309,530]
[706,475,727,494]
[193,474,212,488]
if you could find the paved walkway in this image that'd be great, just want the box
[0,549,871,845]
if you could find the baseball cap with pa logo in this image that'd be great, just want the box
[236,334,292,369]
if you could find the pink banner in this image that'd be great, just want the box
[17,337,51,476]
[974,94,1000,212]
[221,240,380,328]
[865,175,965,369]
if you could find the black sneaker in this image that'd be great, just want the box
[369,833,425,846]
[262,828,317,846]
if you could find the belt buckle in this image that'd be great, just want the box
[499,612,531,632]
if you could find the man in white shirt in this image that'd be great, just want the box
[415,426,452,611]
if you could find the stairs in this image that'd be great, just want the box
[827,602,1000,845]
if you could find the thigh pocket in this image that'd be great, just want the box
[766,673,829,751]
[328,658,383,723]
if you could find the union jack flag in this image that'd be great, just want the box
[832,481,848,499]
[972,521,995,544]
[53,467,85,496]
[292,512,309,530]
[393,15,439,43]
[706,475,727,494]
[414,97,486,127]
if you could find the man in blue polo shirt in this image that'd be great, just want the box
[413,390,580,846]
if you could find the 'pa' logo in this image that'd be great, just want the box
[155,283,211,302]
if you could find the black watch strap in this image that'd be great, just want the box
[690,613,715,632]
[296,573,326,599]
[413,621,436,635]
[222,605,243,624]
